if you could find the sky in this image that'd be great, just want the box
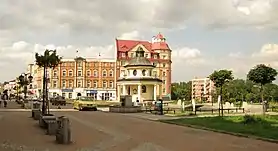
[1,0,278,82]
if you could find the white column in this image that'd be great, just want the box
[117,85,120,102]
[137,84,141,102]
[153,85,157,101]
[123,85,126,95]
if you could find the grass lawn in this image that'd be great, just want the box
[162,115,278,140]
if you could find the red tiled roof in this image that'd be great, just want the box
[151,42,170,50]
[116,39,152,52]
[116,33,170,52]
[156,32,164,39]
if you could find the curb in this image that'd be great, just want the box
[161,120,278,144]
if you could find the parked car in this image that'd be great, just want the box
[51,96,66,106]
[73,96,97,111]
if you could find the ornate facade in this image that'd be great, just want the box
[116,33,172,99]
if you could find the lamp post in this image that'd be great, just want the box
[18,73,33,101]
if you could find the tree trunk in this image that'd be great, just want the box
[220,86,224,116]
[260,84,266,115]
[42,66,46,115]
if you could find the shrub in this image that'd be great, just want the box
[242,115,262,124]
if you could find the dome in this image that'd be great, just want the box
[124,47,154,67]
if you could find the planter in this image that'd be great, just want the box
[32,109,41,120]
[39,114,55,129]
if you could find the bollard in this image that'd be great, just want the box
[56,116,71,144]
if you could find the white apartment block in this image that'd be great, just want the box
[192,77,215,102]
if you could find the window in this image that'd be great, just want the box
[86,70,91,77]
[53,81,57,88]
[142,70,146,76]
[87,80,91,88]
[78,70,82,77]
[122,53,125,57]
[53,70,58,77]
[163,71,166,76]
[142,85,147,93]
[153,71,157,77]
[109,70,113,77]
[93,70,98,77]
[69,93,72,99]
[93,80,98,88]
[109,81,113,88]
[68,70,73,76]
[162,55,166,59]
[145,53,148,58]
[62,80,66,88]
[130,53,134,57]
[62,70,66,76]
[62,93,66,97]
[163,63,166,67]
[133,70,137,76]
[102,81,107,88]
[77,81,82,88]
[77,61,82,67]
[163,88,166,93]
[102,70,107,77]
[69,80,73,88]
[154,55,157,59]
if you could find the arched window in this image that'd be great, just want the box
[68,70,73,76]
[102,81,107,88]
[86,70,91,77]
[62,70,67,76]
[133,70,137,76]
[53,70,58,77]
[93,70,98,77]
[109,70,113,77]
[142,70,146,76]
[142,85,146,93]
[102,70,107,77]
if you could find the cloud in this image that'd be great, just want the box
[1,0,278,82]
[117,31,142,40]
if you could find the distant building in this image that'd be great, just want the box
[191,77,215,102]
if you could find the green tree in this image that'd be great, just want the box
[171,81,191,101]
[247,64,278,114]
[35,49,62,115]
[209,69,233,116]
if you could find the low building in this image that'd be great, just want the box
[191,77,215,102]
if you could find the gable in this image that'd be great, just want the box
[130,44,150,52]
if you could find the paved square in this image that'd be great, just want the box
[0,111,277,151]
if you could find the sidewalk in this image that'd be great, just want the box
[0,112,111,151]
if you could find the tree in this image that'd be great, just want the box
[35,49,62,115]
[247,64,278,114]
[171,81,192,101]
[209,69,233,116]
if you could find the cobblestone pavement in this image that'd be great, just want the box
[0,111,278,151]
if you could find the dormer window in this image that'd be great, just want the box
[122,53,126,57]
[154,55,157,59]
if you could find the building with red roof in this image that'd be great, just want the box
[115,33,172,99]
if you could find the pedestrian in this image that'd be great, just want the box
[2,90,8,108]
